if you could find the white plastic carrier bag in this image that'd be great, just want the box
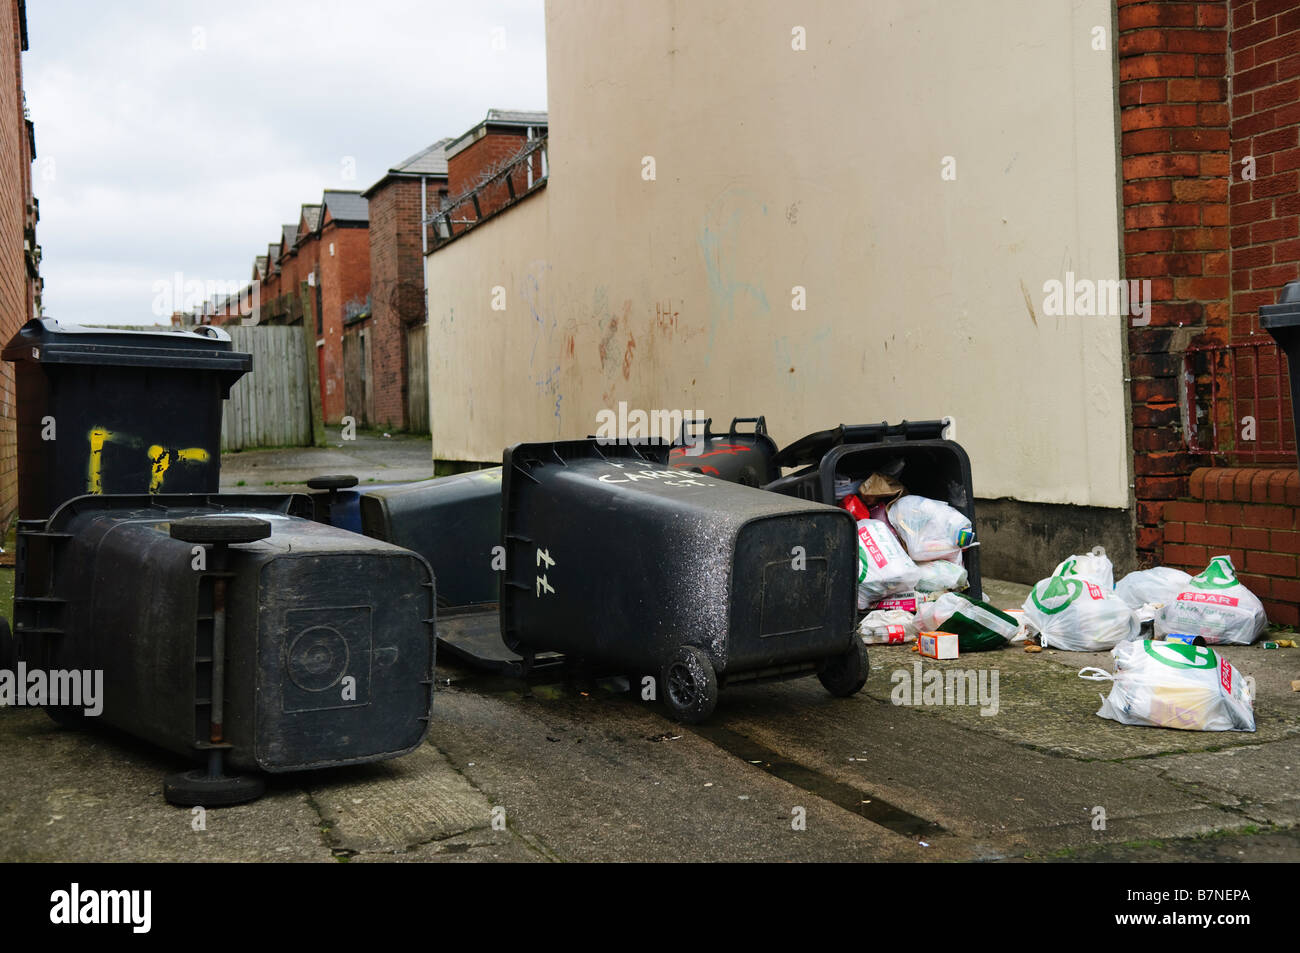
[1114,566,1192,610]
[1022,569,1139,652]
[1079,639,1255,732]
[1155,556,1267,646]
[886,495,974,562]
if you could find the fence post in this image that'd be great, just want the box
[299,281,326,447]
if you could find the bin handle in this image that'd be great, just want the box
[679,416,712,445]
[727,416,767,437]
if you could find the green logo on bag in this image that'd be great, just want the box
[1190,556,1238,590]
[1143,639,1216,670]
[1030,575,1084,615]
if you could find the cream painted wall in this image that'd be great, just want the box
[425,0,1128,508]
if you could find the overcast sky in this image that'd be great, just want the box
[25,0,548,325]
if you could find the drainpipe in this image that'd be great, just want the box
[421,175,428,256]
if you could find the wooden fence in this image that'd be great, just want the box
[221,324,317,451]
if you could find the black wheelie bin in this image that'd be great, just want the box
[499,439,866,723]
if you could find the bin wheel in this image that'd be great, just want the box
[662,646,718,724]
[169,516,272,545]
[163,768,265,807]
[306,474,359,491]
[817,639,869,697]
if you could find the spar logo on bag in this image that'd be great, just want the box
[858,527,887,569]
[1177,592,1239,607]
[1143,640,1217,670]
[1030,575,1085,615]
[1085,582,1104,600]
[1189,556,1240,591]
[1219,657,1232,693]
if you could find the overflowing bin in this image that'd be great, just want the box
[500,439,866,722]
[764,420,982,599]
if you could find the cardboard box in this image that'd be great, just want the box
[918,631,959,660]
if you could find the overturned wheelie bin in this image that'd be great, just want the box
[499,439,867,723]
[4,319,436,806]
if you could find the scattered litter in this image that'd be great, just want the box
[1292,680,1300,692]
[1023,565,1138,652]
[1024,643,1043,653]
[1116,566,1191,609]
[1155,556,1267,645]
[918,841,930,848]
[1079,639,1255,732]
[859,608,920,645]
[703,782,713,788]
[1263,639,1296,649]
[918,630,959,660]
[916,591,1018,652]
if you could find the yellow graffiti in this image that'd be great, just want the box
[88,428,113,494]
[86,428,210,494]
[148,445,210,492]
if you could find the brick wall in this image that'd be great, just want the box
[1162,466,1300,624]
[0,0,32,529]
[366,176,433,431]
[1122,1,1300,626]
[1119,0,1232,564]
[1228,0,1300,450]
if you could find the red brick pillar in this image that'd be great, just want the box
[1119,0,1231,565]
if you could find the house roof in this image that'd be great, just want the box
[363,138,453,196]
[485,109,548,126]
[267,243,280,269]
[321,189,369,224]
[392,137,452,176]
[280,225,296,254]
[299,204,322,236]
[445,109,548,160]
[254,255,268,278]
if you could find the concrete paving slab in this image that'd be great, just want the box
[303,744,504,856]
[0,709,331,862]
[1143,737,1300,828]
[426,674,929,862]
[706,675,1250,859]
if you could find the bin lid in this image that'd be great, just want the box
[1,319,253,376]
[1260,280,1300,332]
[772,419,948,469]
